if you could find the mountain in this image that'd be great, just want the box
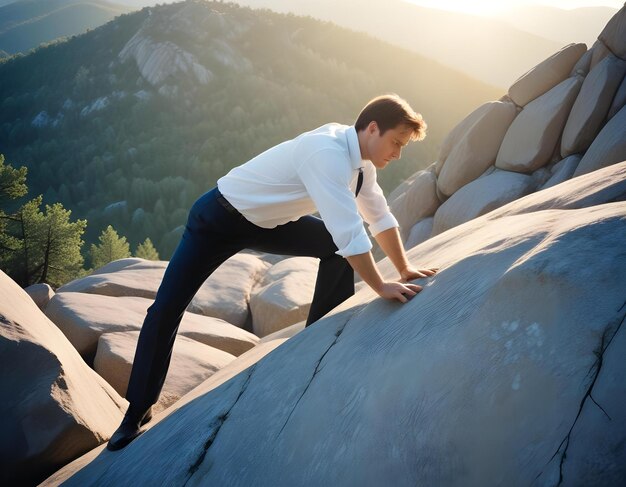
[0,0,134,55]
[231,0,570,88]
[493,4,620,49]
[0,0,501,260]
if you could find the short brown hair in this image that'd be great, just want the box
[355,94,427,141]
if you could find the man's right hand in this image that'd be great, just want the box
[346,252,422,304]
[375,281,422,303]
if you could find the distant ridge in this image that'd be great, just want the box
[0,0,133,54]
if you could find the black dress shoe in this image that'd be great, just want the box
[107,407,153,451]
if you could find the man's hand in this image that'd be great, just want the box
[399,266,438,282]
[376,281,423,303]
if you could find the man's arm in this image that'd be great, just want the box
[374,226,438,281]
[346,251,422,303]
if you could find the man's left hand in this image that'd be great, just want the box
[399,266,438,282]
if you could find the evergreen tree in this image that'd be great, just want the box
[90,225,131,270]
[0,155,87,287]
[0,154,27,204]
[134,237,159,260]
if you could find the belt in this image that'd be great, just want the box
[215,188,244,218]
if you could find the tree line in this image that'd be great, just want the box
[0,154,159,288]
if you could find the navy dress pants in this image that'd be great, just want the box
[125,187,355,415]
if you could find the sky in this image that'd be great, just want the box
[404,0,624,15]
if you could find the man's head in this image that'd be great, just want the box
[355,94,427,169]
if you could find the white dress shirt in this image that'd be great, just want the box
[217,123,399,257]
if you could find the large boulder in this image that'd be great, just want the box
[573,105,626,177]
[0,271,126,486]
[432,170,535,236]
[598,4,626,60]
[55,194,626,486]
[94,331,235,414]
[497,76,582,173]
[486,160,626,219]
[508,43,586,107]
[250,257,317,337]
[45,293,258,359]
[607,74,626,119]
[405,217,434,250]
[436,103,492,175]
[57,254,270,328]
[589,39,612,70]
[24,282,54,310]
[540,154,581,190]
[389,166,440,240]
[561,54,626,157]
[437,101,518,197]
[569,46,593,76]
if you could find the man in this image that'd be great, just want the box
[107,93,437,451]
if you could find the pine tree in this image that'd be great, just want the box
[1,155,87,287]
[90,225,131,270]
[135,237,159,260]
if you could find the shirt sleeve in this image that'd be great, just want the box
[296,148,373,257]
[356,161,399,236]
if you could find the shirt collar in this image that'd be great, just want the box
[346,125,364,170]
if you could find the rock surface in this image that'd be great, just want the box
[24,282,54,310]
[598,4,626,60]
[437,101,518,196]
[54,190,626,486]
[496,76,582,173]
[573,105,626,177]
[432,170,535,236]
[250,257,317,337]
[405,217,434,250]
[541,154,581,190]
[57,255,270,328]
[94,331,235,414]
[45,293,258,359]
[508,43,586,107]
[561,54,626,156]
[0,272,126,486]
[389,167,440,240]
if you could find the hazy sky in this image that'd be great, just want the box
[405,0,623,15]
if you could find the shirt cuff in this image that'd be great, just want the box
[368,213,400,236]
[335,234,373,257]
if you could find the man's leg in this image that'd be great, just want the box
[249,215,355,327]
[108,189,245,450]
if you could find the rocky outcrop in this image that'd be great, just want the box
[119,33,214,87]
[573,104,626,177]
[507,43,586,107]
[389,166,440,240]
[437,101,518,196]
[44,292,259,359]
[94,331,235,414]
[561,54,626,156]
[118,2,252,91]
[432,170,535,236]
[57,255,270,328]
[250,257,317,337]
[496,75,582,172]
[50,166,626,486]
[397,5,626,247]
[0,271,126,486]
[24,282,54,310]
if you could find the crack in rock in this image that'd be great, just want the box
[183,363,257,485]
[535,300,625,486]
[276,304,368,438]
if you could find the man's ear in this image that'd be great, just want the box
[367,121,379,136]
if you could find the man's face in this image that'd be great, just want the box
[365,122,413,169]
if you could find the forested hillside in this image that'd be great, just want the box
[0,0,500,259]
[0,0,132,54]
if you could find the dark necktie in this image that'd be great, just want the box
[355,167,363,197]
